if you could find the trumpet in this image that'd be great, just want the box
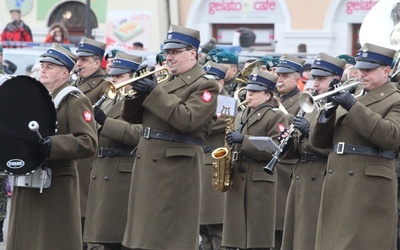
[298,79,363,113]
[103,65,170,99]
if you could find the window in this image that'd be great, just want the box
[48,2,99,45]
[212,24,275,51]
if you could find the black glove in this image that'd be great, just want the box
[330,91,356,111]
[226,131,244,145]
[328,78,340,91]
[346,83,358,95]
[293,116,310,137]
[131,75,157,95]
[135,64,148,77]
[324,93,339,118]
[37,136,51,157]
[93,106,107,125]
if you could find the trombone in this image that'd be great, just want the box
[298,78,363,113]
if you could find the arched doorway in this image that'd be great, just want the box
[48,1,98,46]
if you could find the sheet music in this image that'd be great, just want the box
[217,95,238,117]
[249,136,279,153]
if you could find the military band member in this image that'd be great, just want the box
[121,24,219,249]
[273,54,305,249]
[72,36,110,249]
[104,49,121,74]
[199,38,217,65]
[155,51,167,67]
[311,43,400,250]
[209,51,240,96]
[281,53,346,250]
[74,37,109,103]
[337,54,358,82]
[7,43,97,249]
[275,54,306,117]
[259,56,279,76]
[200,61,229,250]
[222,70,289,249]
[84,52,143,250]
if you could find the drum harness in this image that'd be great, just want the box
[14,86,83,193]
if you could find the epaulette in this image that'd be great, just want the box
[53,86,83,109]
[271,108,280,112]
[70,92,81,98]
[203,74,215,80]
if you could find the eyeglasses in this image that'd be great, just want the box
[163,48,191,57]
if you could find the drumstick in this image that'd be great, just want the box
[28,121,43,140]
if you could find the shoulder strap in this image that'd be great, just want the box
[203,74,215,80]
[53,86,83,109]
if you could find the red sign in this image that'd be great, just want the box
[208,0,276,15]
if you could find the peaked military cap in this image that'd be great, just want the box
[246,69,277,91]
[203,61,228,80]
[355,43,396,69]
[337,54,356,65]
[40,43,78,72]
[163,24,201,50]
[76,37,106,57]
[275,54,305,74]
[310,53,346,77]
[105,49,121,60]
[108,52,142,76]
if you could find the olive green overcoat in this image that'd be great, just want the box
[122,63,219,250]
[7,83,97,250]
[311,82,400,250]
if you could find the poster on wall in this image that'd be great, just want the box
[106,10,151,49]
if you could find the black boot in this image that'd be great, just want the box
[0,219,4,242]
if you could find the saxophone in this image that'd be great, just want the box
[211,108,235,192]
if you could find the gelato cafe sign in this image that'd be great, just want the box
[208,0,277,14]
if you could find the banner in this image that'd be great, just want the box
[106,10,152,49]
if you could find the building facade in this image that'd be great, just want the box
[1,0,390,56]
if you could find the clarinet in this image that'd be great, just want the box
[263,109,306,175]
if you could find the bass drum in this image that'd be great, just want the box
[0,75,57,175]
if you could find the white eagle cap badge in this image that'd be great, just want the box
[205,62,212,71]
[251,68,259,81]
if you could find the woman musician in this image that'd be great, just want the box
[222,70,289,250]
[281,53,347,250]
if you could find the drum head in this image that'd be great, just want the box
[0,75,57,174]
